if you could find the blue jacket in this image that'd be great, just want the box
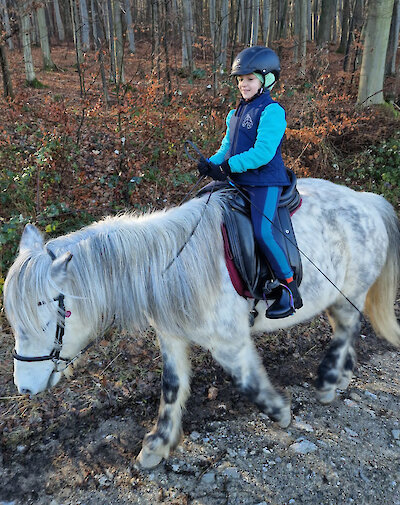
[210,91,290,187]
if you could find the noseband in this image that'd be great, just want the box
[12,294,93,373]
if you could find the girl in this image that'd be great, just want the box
[198,45,302,318]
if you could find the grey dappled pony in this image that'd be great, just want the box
[4,178,400,468]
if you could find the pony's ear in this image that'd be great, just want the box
[50,252,73,283]
[19,224,44,253]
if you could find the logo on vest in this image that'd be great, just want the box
[241,113,253,129]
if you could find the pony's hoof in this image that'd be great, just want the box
[316,388,336,405]
[277,406,292,428]
[136,448,164,469]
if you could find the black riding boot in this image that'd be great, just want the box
[265,280,303,319]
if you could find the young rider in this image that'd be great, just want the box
[198,46,303,319]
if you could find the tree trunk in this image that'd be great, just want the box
[90,0,99,43]
[162,0,172,100]
[218,0,228,68]
[92,0,110,106]
[338,0,350,53]
[113,0,125,83]
[181,0,194,71]
[0,0,13,49]
[317,0,334,46]
[107,0,117,80]
[124,0,135,53]
[80,0,91,50]
[250,0,260,45]
[0,43,14,97]
[299,0,307,73]
[36,5,56,70]
[357,0,395,105]
[53,0,65,41]
[21,0,37,84]
[262,0,270,44]
[386,0,400,75]
[209,0,216,45]
[70,0,85,94]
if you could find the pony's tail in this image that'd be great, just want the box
[364,198,400,347]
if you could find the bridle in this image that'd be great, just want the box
[12,294,93,374]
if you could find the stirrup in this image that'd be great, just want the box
[265,284,295,319]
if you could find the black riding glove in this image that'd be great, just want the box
[198,158,230,181]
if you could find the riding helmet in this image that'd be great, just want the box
[231,46,281,81]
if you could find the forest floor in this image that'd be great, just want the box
[1,316,399,505]
[1,41,400,504]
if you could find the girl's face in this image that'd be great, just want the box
[237,74,262,100]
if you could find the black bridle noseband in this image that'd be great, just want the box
[12,294,93,373]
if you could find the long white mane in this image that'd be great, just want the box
[4,193,226,340]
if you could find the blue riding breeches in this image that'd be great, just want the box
[245,185,294,280]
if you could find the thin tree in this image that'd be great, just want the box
[0,33,14,97]
[21,0,39,86]
[80,0,91,50]
[124,0,135,53]
[386,0,400,75]
[357,0,395,105]
[36,2,56,70]
[53,0,65,41]
[262,0,270,44]
[298,0,307,74]
[181,0,194,71]
[250,0,260,45]
[317,0,335,46]
[338,0,350,53]
[0,0,13,49]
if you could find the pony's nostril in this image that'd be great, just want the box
[19,388,32,395]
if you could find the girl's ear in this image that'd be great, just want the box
[264,73,276,89]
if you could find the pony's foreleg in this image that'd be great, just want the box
[316,303,360,404]
[211,337,291,428]
[137,335,191,469]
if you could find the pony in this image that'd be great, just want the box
[4,178,400,469]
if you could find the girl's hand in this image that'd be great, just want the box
[198,159,230,181]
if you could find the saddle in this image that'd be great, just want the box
[198,170,302,302]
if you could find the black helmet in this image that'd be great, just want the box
[231,46,280,81]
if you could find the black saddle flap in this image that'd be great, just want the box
[199,170,302,299]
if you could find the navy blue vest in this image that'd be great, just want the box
[226,91,290,187]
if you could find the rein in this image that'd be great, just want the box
[162,141,212,273]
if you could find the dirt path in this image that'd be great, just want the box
[1,318,399,505]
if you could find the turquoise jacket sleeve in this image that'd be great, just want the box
[226,103,287,174]
[209,110,235,164]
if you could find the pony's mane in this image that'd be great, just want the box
[4,193,226,340]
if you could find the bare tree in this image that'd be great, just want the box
[386,0,400,75]
[36,2,56,70]
[80,0,91,50]
[21,0,38,85]
[317,0,335,46]
[262,0,270,44]
[1,0,13,49]
[250,0,260,45]
[124,0,135,53]
[53,0,65,41]
[181,0,194,71]
[357,0,395,105]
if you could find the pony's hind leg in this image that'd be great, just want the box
[316,303,360,404]
[211,333,291,428]
[137,334,191,469]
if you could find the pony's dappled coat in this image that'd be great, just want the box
[4,178,400,468]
